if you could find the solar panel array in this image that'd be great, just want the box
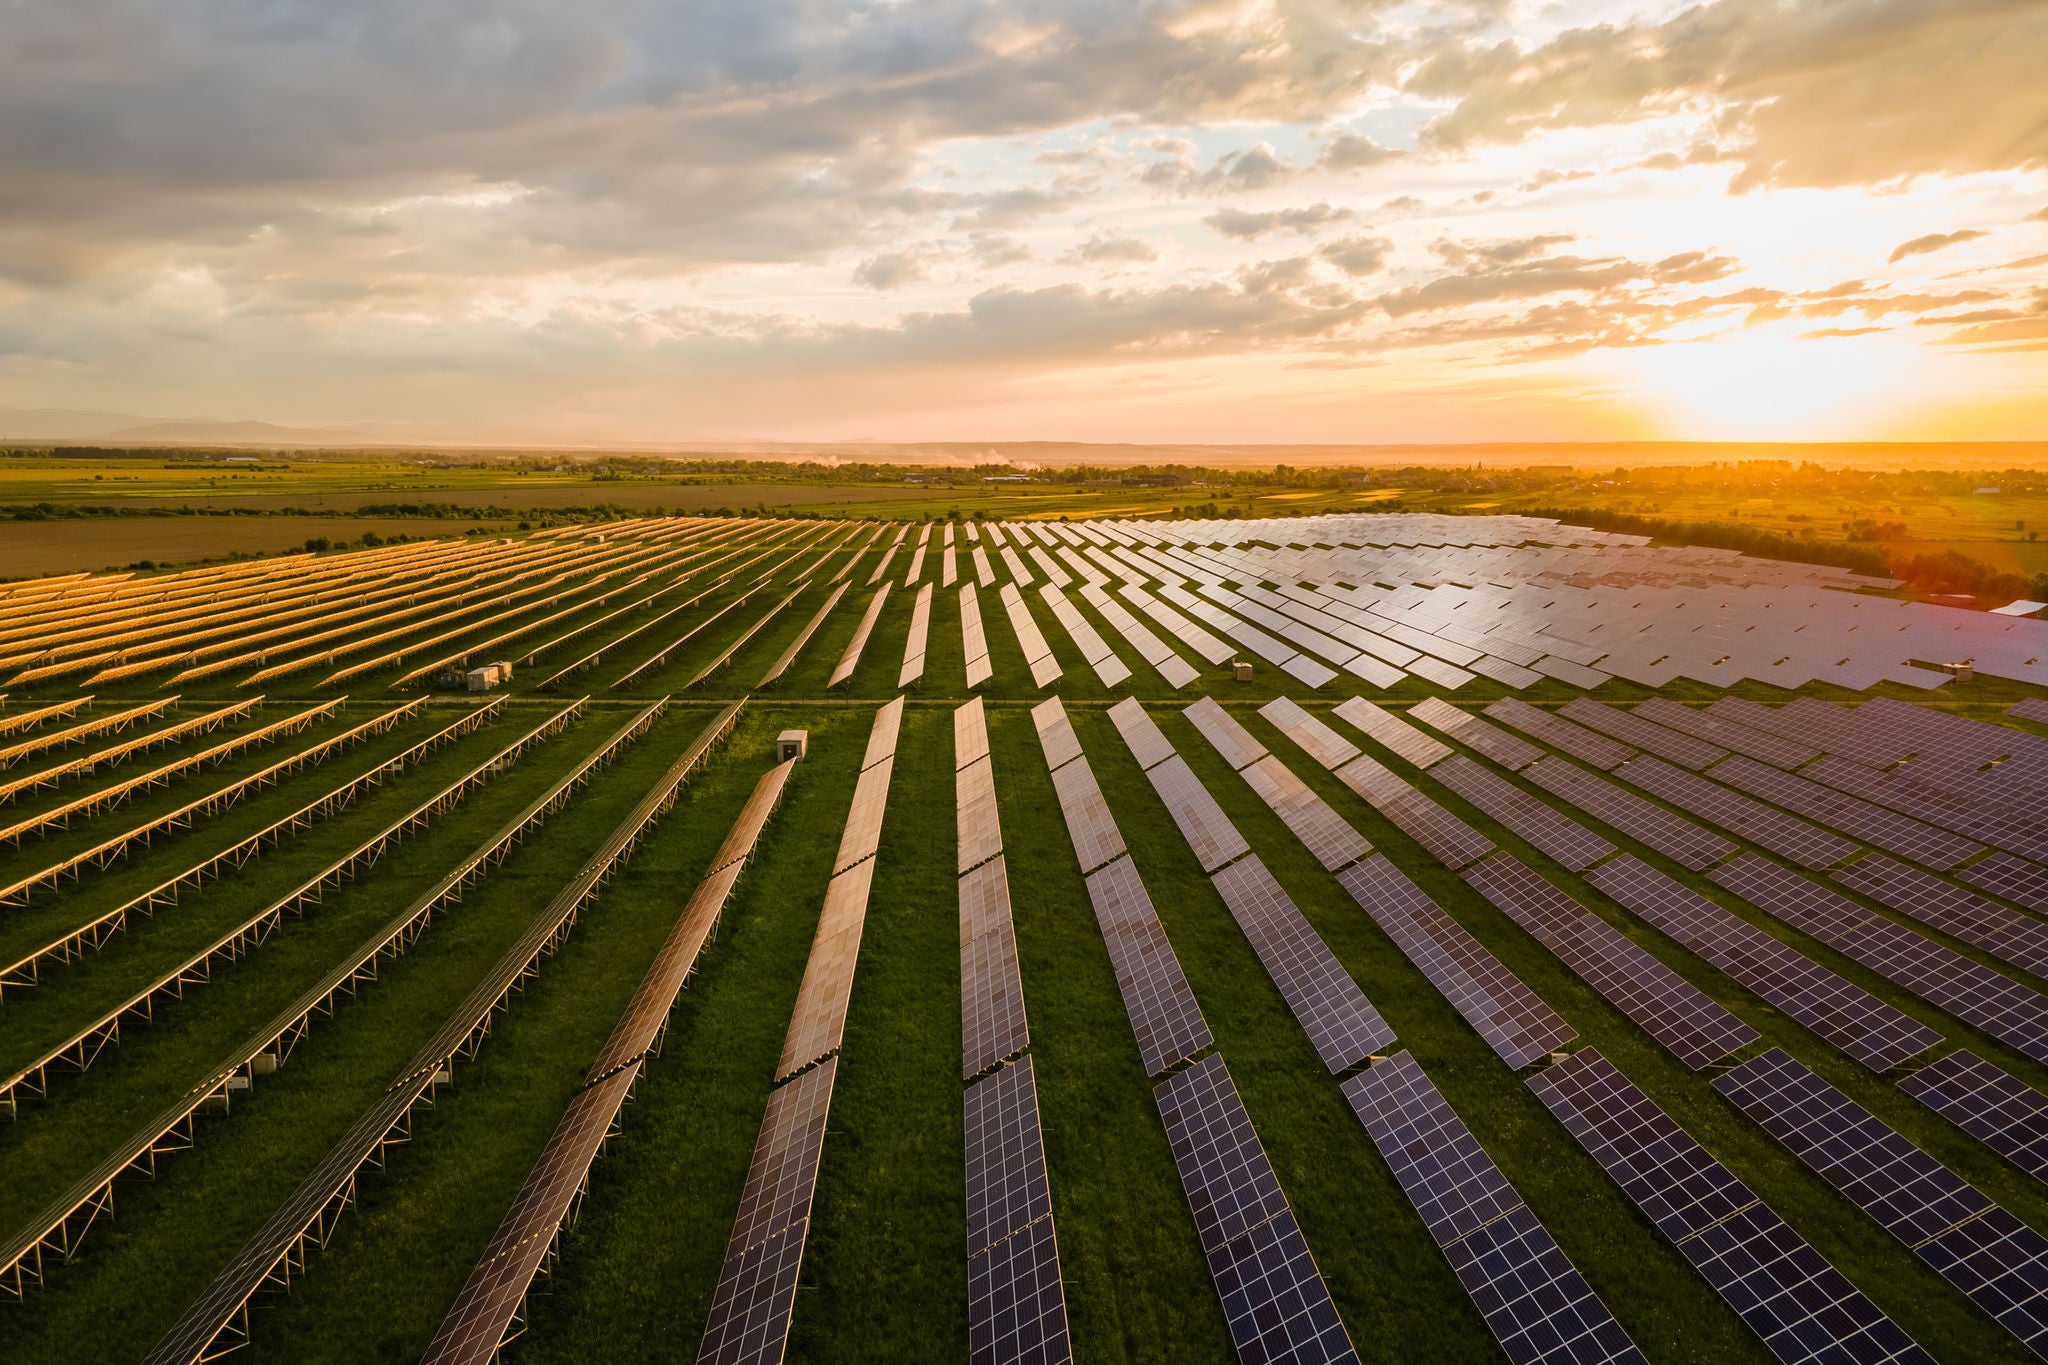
[1001,583,1062,688]
[1239,755,1372,871]
[1154,1055,1359,1364]
[899,582,934,687]
[1430,755,1616,871]
[1586,854,1941,1070]
[699,700,908,1364]
[1333,751,1497,871]
[1523,756,1736,870]
[1040,584,1132,688]
[1338,854,1574,1069]
[964,1058,1072,1364]
[1035,698,1213,1077]
[1960,853,2048,916]
[1080,581,1200,688]
[1259,696,1360,769]
[961,582,994,688]
[1709,755,1983,870]
[1615,756,1859,870]
[1344,1052,1644,1365]
[1409,696,1544,771]
[1710,853,2048,1066]
[1104,697,1390,1074]
[1213,856,1396,1073]
[1714,1049,2048,1358]
[1331,697,1452,768]
[1485,699,1635,770]
[1462,852,1757,1069]
[1632,697,1820,769]
[1560,698,1727,770]
[1528,1049,1934,1365]
[1833,853,2048,978]
[1900,1050,2048,1183]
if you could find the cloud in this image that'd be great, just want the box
[1408,0,2048,190]
[966,233,1033,268]
[1204,203,1354,239]
[1318,235,1394,276]
[1064,234,1158,265]
[2031,206,2048,223]
[853,250,935,291]
[1317,134,1399,170]
[1889,229,1989,264]
[1518,168,1595,193]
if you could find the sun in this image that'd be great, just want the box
[1590,321,1930,441]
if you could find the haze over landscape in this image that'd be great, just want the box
[1,0,2043,448]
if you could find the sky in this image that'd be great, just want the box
[0,0,2044,447]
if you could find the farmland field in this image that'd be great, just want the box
[0,508,2046,1365]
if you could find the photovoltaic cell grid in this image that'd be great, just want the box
[962,1059,1072,1365]
[1334,753,1497,870]
[1086,855,1214,1077]
[1709,756,1983,871]
[1409,696,1545,771]
[1485,699,1635,770]
[1154,1055,1359,1365]
[1338,854,1573,1069]
[1331,697,1453,768]
[1462,852,1756,1069]
[1632,697,1820,770]
[1343,1052,1644,1365]
[1107,696,1178,772]
[1527,1049,1934,1365]
[1709,853,2048,1067]
[1899,1050,2048,1185]
[1524,757,1735,870]
[959,755,1004,875]
[1185,696,1271,771]
[698,1058,838,1365]
[1834,853,2048,978]
[1049,756,1127,876]
[1714,1049,2048,1358]
[1239,754,1371,871]
[1615,755,1858,870]
[1431,754,1615,871]
[1212,855,1394,1073]
[1259,696,1361,770]
[1560,698,1728,770]
[1960,854,2048,916]
[1585,854,1941,1071]
[1145,755,1251,872]
[961,858,1030,1080]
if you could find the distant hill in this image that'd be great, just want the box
[99,418,384,445]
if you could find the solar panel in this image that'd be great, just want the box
[965,1057,1057,1252]
[834,756,896,875]
[1522,756,1735,870]
[1344,1052,1644,1365]
[1714,1049,2048,1358]
[1338,854,1573,1068]
[1049,755,1127,876]
[1633,697,1820,770]
[956,696,991,771]
[1409,697,1544,771]
[1559,698,1728,770]
[1834,853,2048,978]
[699,1219,812,1365]
[1211,855,1394,1072]
[1107,696,1177,772]
[957,754,1005,875]
[1462,852,1757,1069]
[1259,696,1361,770]
[1184,696,1270,771]
[1154,1054,1359,1365]
[1331,697,1453,768]
[1712,854,2048,1067]
[1711,756,1983,870]
[1527,1048,1933,1365]
[1616,756,1859,870]
[1239,754,1371,871]
[1958,853,2048,915]
[1086,856,1214,1076]
[777,861,876,1079]
[1585,855,1940,1071]
[1430,755,1615,871]
[1145,755,1251,872]
[968,1207,1072,1365]
[1484,699,1635,770]
[961,858,1031,1079]
[1899,1050,2048,1184]
[1031,697,1084,772]
[1333,753,1496,870]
